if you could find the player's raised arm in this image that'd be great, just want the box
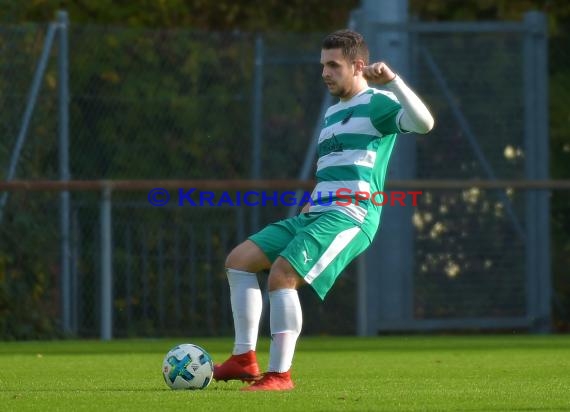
[363,62,434,134]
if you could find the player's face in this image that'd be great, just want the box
[321,48,357,99]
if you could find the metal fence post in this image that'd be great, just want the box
[359,0,412,335]
[533,13,551,334]
[57,10,72,336]
[524,11,551,333]
[251,34,263,232]
[100,184,113,340]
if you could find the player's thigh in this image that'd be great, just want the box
[247,216,303,264]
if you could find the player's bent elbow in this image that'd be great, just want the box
[415,115,434,134]
[409,121,434,135]
[421,117,435,134]
[400,112,434,134]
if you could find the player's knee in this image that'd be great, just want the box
[267,270,289,291]
[225,240,270,273]
[224,246,241,269]
[268,258,304,291]
[225,245,251,270]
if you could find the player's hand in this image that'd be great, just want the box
[363,62,397,85]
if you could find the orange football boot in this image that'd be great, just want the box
[213,350,261,382]
[241,370,294,391]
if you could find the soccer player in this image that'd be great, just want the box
[214,29,434,391]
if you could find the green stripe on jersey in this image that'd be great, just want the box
[316,165,373,183]
[324,103,372,126]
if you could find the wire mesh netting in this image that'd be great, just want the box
[408,31,528,320]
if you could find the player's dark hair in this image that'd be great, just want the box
[322,29,369,65]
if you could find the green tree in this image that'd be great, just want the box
[0,0,359,31]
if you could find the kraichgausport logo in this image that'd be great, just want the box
[147,188,422,207]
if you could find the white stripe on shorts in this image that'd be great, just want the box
[304,226,361,285]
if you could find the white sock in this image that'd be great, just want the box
[227,269,262,355]
[268,289,302,373]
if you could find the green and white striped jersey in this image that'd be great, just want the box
[309,87,403,241]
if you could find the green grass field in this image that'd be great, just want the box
[1,335,569,411]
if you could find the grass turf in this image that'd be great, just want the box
[1,335,569,411]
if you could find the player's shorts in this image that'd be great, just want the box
[248,211,371,300]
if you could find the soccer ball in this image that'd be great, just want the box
[162,343,214,390]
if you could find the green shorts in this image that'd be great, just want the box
[249,211,371,300]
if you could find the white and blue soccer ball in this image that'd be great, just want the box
[162,343,214,390]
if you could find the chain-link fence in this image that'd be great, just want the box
[409,28,528,323]
[1,13,569,339]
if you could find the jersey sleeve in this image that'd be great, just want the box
[369,92,403,135]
